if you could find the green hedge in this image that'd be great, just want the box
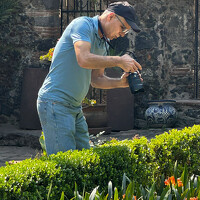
[149,125,200,178]
[0,125,200,199]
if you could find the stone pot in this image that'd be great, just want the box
[83,104,107,128]
[145,100,177,128]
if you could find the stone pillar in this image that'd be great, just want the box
[18,0,61,128]
[25,0,60,39]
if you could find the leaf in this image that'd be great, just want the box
[82,184,86,199]
[103,194,108,200]
[74,182,83,200]
[181,165,188,189]
[181,189,189,200]
[158,174,165,196]
[60,191,65,200]
[159,185,170,200]
[108,181,113,200]
[168,194,172,200]
[148,182,155,200]
[47,181,53,200]
[84,192,90,200]
[36,189,43,200]
[187,191,191,200]
[126,182,134,200]
[172,187,181,200]
[140,186,146,199]
[174,161,178,185]
[194,176,198,189]
[196,176,200,195]
[89,186,99,200]
[39,132,47,155]
[122,173,127,195]
[114,187,119,200]
[198,188,200,199]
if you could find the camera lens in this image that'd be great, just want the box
[128,72,144,94]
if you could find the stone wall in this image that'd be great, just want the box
[175,100,200,127]
[129,0,195,128]
[0,0,60,124]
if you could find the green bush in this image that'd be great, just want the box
[0,159,60,199]
[149,125,200,179]
[0,125,200,199]
[0,138,153,199]
[99,137,154,186]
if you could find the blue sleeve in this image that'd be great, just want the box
[70,18,92,44]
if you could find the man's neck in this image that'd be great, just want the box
[98,17,104,39]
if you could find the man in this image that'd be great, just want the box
[37,1,142,155]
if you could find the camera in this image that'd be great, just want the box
[128,72,144,94]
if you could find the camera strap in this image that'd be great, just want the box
[98,18,114,53]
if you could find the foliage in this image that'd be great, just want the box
[100,138,154,186]
[0,159,60,199]
[0,125,200,199]
[0,0,21,25]
[82,97,96,107]
[38,162,200,200]
[71,162,200,200]
[149,125,200,179]
[0,138,153,199]
[39,132,47,156]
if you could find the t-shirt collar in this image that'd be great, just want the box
[93,15,101,39]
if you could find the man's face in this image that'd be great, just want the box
[105,13,131,40]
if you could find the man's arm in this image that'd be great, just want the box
[91,68,129,89]
[74,41,142,73]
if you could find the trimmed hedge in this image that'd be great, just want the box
[149,125,200,178]
[0,125,200,199]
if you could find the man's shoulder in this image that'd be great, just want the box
[73,16,97,27]
[70,16,98,35]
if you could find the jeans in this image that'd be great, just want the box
[37,98,90,155]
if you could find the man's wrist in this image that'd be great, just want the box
[114,56,122,68]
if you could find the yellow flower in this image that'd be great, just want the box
[40,47,55,61]
[82,97,96,106]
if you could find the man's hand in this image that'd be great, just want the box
[120,72,130,87]
[118,54,142,73]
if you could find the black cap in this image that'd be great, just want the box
[107,1,141,33]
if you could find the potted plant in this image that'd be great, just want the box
[82,97,107,128]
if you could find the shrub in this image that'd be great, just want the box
[0,125,200,199]
[149,125,200,180]
[0,159,60,199]
[99,137,154,186]
[0,138,153,199]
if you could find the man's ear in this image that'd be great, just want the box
[107,12,115,21]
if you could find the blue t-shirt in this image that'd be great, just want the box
[38,16,107,106]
